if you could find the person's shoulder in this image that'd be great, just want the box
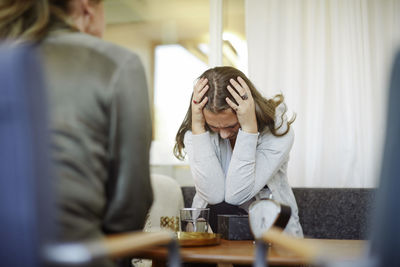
[44,31,140,65]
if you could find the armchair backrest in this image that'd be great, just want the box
[293,188,375,239]
[147,174,184,231]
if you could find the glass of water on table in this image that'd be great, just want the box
[180,208,210,232]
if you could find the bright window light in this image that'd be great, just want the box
[151,44,208,165]
[223,32,248,74]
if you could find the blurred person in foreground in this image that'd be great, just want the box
[174,67,303,237]
[0,1,153,266]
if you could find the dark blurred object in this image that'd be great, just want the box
[369,52,400,267]
[218,215,252,240]
[0,44,55,266]
[207,202,247,233]
[45,231,175,266]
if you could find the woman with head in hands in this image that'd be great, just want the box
[174,66,303,237]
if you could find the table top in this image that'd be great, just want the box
[134,238,367,265]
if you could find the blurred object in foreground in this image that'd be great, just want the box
[0,44,55,267]
[369,52,400,267]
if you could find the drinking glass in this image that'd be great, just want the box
[180,208,209,232]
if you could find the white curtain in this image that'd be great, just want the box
[246,0,400,187]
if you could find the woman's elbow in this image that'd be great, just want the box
[206,194,225,205]
[224,192,245,206]
[198,190,224,205]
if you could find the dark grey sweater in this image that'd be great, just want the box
[41,29,153,266]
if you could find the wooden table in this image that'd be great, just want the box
[133,238,366,266]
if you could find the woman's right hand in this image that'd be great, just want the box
[191,77,209,134]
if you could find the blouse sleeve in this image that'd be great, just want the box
[225,104,294,205]
[103,53,153,233]
[184,131,225,204]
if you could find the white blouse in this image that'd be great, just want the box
[183,104,303,237]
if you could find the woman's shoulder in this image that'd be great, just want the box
[43,31,141,67]
[183,130,192,143]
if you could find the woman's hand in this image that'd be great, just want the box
[191,78,209,134]
[226,77,258,134]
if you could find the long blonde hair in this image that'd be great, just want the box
[173,66,295,160]
[0,0,101,42]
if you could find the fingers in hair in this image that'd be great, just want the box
[227,85,243,104]
[225,97,238,111]
[199,96,208,108]
[237,77,250,93]
[229,78,246,96]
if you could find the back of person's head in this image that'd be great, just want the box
[0,0,104,42]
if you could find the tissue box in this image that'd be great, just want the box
[217,215,253,240]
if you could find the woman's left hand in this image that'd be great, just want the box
[225,77,258,134]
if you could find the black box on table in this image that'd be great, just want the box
[217,214,253,240]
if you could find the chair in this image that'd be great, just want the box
[293,188,375,239]
[146,174,184,232]
[130,174,184,267]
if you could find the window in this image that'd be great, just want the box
[151,44,208,164]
